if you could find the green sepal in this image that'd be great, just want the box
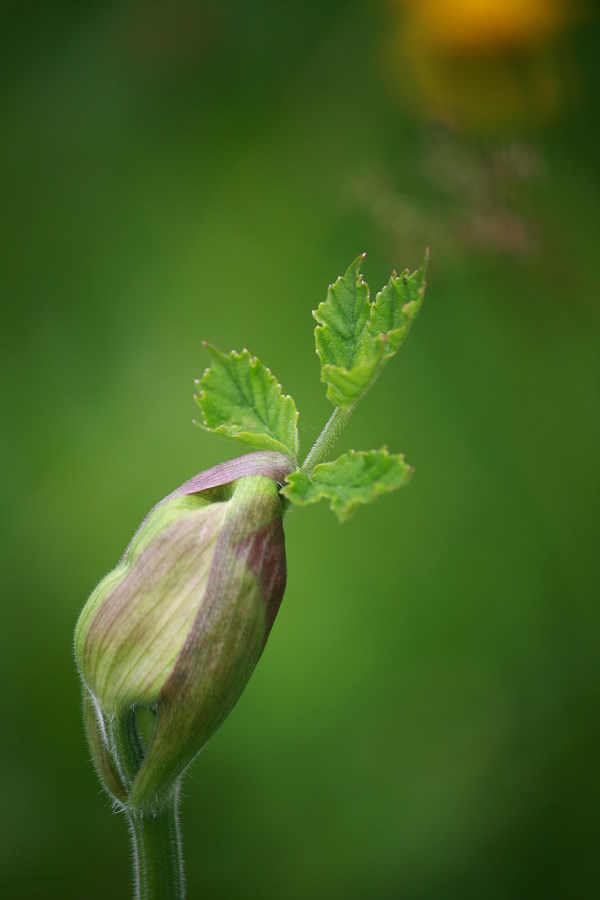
[282,447,413,522]
[194,343,299,460]
[313,253,427,408]
[81,686,127,805]
[75,494,226,715]
[75,462,288,813]
[129,475,286,810]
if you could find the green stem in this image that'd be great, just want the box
[127,790,185,900]
[109,710,185,898]
[301,405,354,474]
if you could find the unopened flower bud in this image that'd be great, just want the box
[74,451,293,812]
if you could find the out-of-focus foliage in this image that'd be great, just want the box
[1,1,599,898]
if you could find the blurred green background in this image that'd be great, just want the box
[2,1,599,898]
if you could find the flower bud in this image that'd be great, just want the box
[75,451,294,812]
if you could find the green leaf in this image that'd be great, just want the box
[281,448,413,522]
[369,254,428,359]
[314,255,371,372]
[313,253,427,408]
[319,338,386,409]
[313,255,380,408]
[194,343,299,459]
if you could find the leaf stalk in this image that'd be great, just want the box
[301,405,354,474]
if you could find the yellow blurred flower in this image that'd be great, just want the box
[394,0,569,54]
[386,0,582,130]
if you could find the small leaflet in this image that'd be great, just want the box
[281,448,413,522]
[313,253,427,408]
[194,344,299,460]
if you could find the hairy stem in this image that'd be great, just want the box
[301,405,354,474]
[110,710,185,899]
[127,789,185,900]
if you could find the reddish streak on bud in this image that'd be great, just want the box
[120,451,294,565]
[240,519,287,639]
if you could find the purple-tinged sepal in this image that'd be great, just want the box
[74,451,293,812]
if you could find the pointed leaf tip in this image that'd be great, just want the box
[313,254,427,409]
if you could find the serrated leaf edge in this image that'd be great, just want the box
[282,447,414,522]
[194,343,299,460]
[313,253,427,409]
[312,253,368,328]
